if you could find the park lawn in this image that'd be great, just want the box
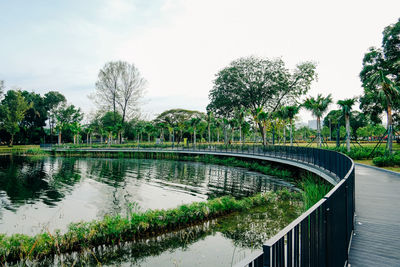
[355,159,400,173]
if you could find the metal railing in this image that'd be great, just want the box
[41,143,355,267]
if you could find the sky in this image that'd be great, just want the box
[1,0,399,123]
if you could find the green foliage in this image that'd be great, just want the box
[207,56,316,122]
[0,90,32,146]
[299,173,332,210]
[372,152,400,167]
[0,191,299,263]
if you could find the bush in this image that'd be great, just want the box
[372,153,400,167]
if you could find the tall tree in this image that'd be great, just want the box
[190,117,202,146]
[280,105,300,146]
[207,56,317,144]
[55,104,83,144]
[234,107,247,144]
[93,61,146,143]
[0,90,32,146]
[360,18,400,154]
[303,94,332,147]
[337,98,356,152]
[258,111,269,146]
[44,91,66,143]
[360,48,400,154]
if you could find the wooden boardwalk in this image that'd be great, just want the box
[348,164,400,266]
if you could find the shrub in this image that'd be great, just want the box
[372,153,400,167]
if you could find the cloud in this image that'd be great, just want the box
[99,0,137,20]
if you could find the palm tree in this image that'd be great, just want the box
[280,105,300,146]
[235,107,247,145]
[190,117,202,146]
[303,94,333,147]
[337,98,356,152]
[364,70,400,153]
[206,111,214,144]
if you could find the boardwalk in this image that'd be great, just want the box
[348,165,400,266]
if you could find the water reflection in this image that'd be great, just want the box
[0,155,295,235]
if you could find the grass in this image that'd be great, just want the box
[298,173,332,210]
[0,191,301,263]
[355,159,400,173]
[0,145,40,153]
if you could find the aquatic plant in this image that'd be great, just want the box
[0,191,301,263]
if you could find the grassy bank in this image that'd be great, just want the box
[0,191,300,263]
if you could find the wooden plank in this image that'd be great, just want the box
[348,165,400,266]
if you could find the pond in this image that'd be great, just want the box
[0,155,300,266]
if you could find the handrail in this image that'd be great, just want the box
[41,143,355,267]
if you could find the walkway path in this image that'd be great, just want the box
[348,164,400,266]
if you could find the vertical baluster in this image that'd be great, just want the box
[294,225,299,267]
[287,230,293,267]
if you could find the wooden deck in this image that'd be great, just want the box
[348,164,400,266]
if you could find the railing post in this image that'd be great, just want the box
[263,244,271,267]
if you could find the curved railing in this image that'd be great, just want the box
[41,144,355,267]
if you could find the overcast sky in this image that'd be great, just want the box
[1,0,399,122]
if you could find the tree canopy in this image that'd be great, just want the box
[207,56,317,119]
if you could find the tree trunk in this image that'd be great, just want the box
[9,134,14,147]
[345,114,350,152]
[239,125,242,144]
[283,126,286,145]
[194,128,197,147]
[317,116,321,147]
[257,122,266,146]
[58,132,62,145]
[387,104,393,154]
[253,122,257,143]
[208,124,211,144]
[290,120,293,146]
[217,130,220,143]
[272,123,275,145]
[223,124,228,145]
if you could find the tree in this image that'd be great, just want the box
[206,111,214,143]
[0,90,31,146]
[258,111,269,146]
[93,61,146,143]
[337,98,356,152]
[360,18,400,154]
[361,60,400,154]
[207,56,317,144]
[234,107,247,144]
[19,91,48,144]
[382,18,400,82]
[303,94,332,147]
[0,80,4,100]
[190,117,202,146]
[280,105,300,146]
[55,104,83,144]
[155,109,204,144]
[44,91,66,143]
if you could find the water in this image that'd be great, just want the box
[0,155,295,236]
